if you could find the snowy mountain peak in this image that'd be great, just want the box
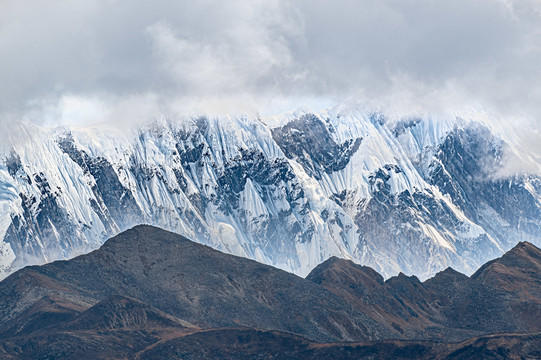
[0,106,540,280]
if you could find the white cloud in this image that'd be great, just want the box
[0,0,540,169]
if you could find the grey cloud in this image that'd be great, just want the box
[0,0,540,131]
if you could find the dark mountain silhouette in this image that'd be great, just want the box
[0,225,387,343]
[307,241,541,341]
[472,241,541,295]
[0,225,540,359]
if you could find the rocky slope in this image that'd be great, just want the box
[0,225,387,344]
[0,225,540,359]
[0,105,540,279]
[307,240,541,341]
[138,330,541,360]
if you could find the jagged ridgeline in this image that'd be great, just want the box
[0,106,540,279]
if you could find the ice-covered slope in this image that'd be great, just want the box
[0,105,540,280]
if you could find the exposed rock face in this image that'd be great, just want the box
[0,106,540,280]
[271,113,363,178]
[0,225,540,359]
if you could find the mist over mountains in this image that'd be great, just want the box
[2,1,541,358]
[1,1,540,283]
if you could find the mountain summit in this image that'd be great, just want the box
[0,225,386,343]
[0,226,540,359]
[1,107,540,280]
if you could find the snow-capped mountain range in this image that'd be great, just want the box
[0,104,540,280]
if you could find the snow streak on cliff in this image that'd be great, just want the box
[1,105,540,279]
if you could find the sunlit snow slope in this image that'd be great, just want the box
[1,105,540,280]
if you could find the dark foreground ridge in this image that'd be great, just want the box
[0,225,540,359]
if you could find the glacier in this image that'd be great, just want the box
[0,105,540,280]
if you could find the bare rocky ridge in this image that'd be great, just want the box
[307,241,541,341]
[0,225,540,359]
[0,225,387,344]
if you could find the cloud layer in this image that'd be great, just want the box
[1,1,540,142]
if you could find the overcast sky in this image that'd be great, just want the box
[1,0,541,131]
